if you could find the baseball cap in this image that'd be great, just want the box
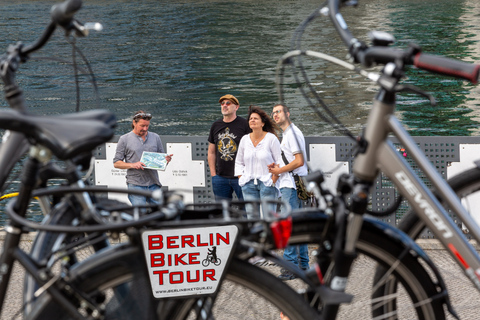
[219,94,239,105]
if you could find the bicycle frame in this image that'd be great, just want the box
[351,88,480,290]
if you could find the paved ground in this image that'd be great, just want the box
[1,236,480,319]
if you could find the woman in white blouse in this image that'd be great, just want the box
[235,106,283,216]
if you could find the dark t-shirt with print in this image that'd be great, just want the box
[208,116,250,178]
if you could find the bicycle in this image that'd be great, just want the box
[202,252,221,267]
[0,1,321,319]
[6,0,480,319]
[271,0,480,318]
[21,1,480,319]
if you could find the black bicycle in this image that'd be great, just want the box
[0,2,321,319]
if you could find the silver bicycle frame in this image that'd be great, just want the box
[353,95,480,289]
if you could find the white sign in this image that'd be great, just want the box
[142,225,238,298]
[95,142,205,203]
[308,143,349,193]
[447,144,480,230]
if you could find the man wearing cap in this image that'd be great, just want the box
[208,95,250,201]
[114,110,172,207]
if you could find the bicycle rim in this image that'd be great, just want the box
[288,211,445,319]
[169,258,319,320]
[394,166,480,318]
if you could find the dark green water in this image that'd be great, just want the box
[0,0,479,223]
[1,0,479,137]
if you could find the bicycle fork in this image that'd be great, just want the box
[321,179,369,320]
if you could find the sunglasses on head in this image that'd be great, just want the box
[133,113,152,120]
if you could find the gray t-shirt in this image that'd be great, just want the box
[113,131,165,187]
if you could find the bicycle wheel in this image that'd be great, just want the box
[288,210,446,320]
[23,197,124,315]
[376,166,480,319]
[26,244,320,320]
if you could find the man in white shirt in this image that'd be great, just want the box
[269,104,309,280]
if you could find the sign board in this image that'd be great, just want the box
[141,225,238,298]
[308,143,349,193]
[95,142,205,204]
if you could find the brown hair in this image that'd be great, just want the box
[131,110,152,129]
[273,103,290,115]
[248,105,279,138]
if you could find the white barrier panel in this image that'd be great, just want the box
[308,144,349,194]
[448,144,480,230]
[95,142,205,204]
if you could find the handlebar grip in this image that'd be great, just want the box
[50,0,82,28]
[414,53,480,84]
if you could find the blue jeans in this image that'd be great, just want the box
[127,183,161,207]
[281,187,309,269]
[212,175,243,201]
[241,179,277,218]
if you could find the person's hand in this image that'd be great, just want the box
[131,161,145,170]
[272,174,279,184]
[166,154,173,163]
[268,164,281,176]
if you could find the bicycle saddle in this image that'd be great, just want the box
[0,109,115,160]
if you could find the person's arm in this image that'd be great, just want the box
[113,135,145,170]
[114,160,145,170]
[269,152,304,176]
[234,137,246,178]
[155,135,173,164]
[270,137,283,184]
[208,143,217,177]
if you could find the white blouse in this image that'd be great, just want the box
[235,132,283,187]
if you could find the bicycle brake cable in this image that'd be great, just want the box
[67,35,99,112]
[286,2,357,140]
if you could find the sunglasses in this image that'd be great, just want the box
[133,113,152,120]
[221,101,234,106]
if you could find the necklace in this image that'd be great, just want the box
[252,132,266,145]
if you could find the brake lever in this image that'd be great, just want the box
[394,83,437,106]
[376,72,437,106]
[71,20,103,37]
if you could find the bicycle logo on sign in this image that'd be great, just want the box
[202,246,221,267]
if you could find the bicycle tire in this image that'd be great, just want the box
[26,245,320,320]
[23,197,123,315]
[372,166,480,319]
[202,259,209,267]
[288,210,446,320]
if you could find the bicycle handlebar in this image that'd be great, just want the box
[51,0,82,28]
[327,0,480,84]
[21,0,83,56]
[414,53,480,84]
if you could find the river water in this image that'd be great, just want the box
[0,0,479,222]
[1,0,479,136]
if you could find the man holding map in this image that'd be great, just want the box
[113,110,172,206]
